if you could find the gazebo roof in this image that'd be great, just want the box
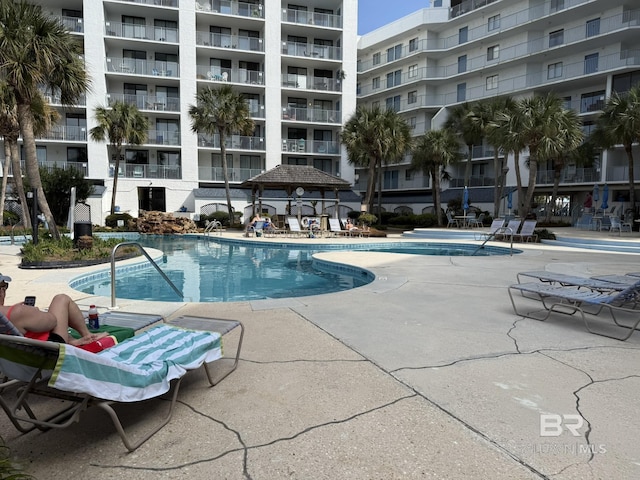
[241,165,351,192]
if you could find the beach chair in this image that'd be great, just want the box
[0,313,243,451]
[328,218,349,236]
[246,220,265,237]
[507,278,640,340]
[517,271,632,292]
[609,216,631,235]
[287,217,305,237]
[496,218,521,241]
[512,220,537,242]
[475,218,504,241]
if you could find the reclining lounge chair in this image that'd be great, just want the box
[0,313,243,451]
[508,278,640,340]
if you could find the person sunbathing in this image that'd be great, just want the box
[0,276,107,345]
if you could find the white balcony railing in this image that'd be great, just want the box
[105,21,179,42]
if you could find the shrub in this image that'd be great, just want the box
[3,210,19,226]
[21,235,133,264]
[105,213,134,229]
[358,213,378,225]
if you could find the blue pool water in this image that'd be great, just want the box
[72,236,514,303]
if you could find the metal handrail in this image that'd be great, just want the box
[204,219,223,236]
[472,227,514,256]
[110,241,183,308]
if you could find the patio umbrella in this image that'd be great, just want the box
[507,189,513,213]
[593,184,599,203]
[601,184,609,210]
[463,186,469,215]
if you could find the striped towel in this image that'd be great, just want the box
[50,325,222,402]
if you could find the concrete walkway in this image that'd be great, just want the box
[1,228,639,479]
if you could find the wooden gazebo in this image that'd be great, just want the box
[241,164,352,217]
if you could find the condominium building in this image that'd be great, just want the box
[356,0,640,219]
[27,0,358,224]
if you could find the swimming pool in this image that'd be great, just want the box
[71,236,515,303]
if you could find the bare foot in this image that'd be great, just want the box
[69,332,109,346]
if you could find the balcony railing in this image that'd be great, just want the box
[281,74,342,92]
[197,134,265,150]
[106,57,180,77]
[107,93,180,112]
[147,130,181,146]
[536,168,600,185]
[196,1,264,19]
[198,166,264,182]
[196,66,264,84]
[282,107,340,124]
[281,8,342,28]
[37,126,87,142]
[195,31,263,51]
[41,93,86,107]
[109,163,181,179]
[282,41,341,61]
[450,0,499,18]
[15,161,88,177]
[115,0,178,6]
[60,15,83,33]
[105,21,178,42]
[449,176,496,188]
[282,139,340,154]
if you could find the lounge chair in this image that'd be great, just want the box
[287,217,305,237]
[507,278,640,340]
[609,216,631,235]
[475,218,504,240]
[517,271,632,292]
[0,313,243,451]
[512,220,537,242]
[328,218,349,236]
[496,218,521,241]
[246,220,265,237]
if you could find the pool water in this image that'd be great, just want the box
[73,236,514,303]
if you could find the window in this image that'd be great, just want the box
[488,14,500,31]
[386,70,402,88]
[550,0,564,12]
[386,44,402,62]
[154,19,177,42]
[458,55,467,73]
[383,170,398,189]
[582,121,596,137]
[549,29,564,47]
[586,18,600,37]
[373,52,380,65]
[122,15,145,38]
[584,53,599,74]
[372,101,380,109]
[486,75,498,90]
[409,38,418,52]
[562,96,572,110]
[458,26,468,44]
[580,91,605,113]
[457,83,466,102]
[372,77,380,89]
[385,95,401,112]
[487,45,499,61]
[408,64,418,78]
[125,149,148,164]
[409,117,417,130]
[612,71,640,94]
[67,147,86,163]
[408,91,417,104]
[547,62,563,79]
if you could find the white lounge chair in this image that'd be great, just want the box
[475,218,504,241]
[287,217,305,237]
[512,220,537,242]
[328,218,348,236]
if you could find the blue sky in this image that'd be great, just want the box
[358,1,430,35]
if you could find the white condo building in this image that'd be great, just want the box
[356,0,640,220]
[23,0,358,225]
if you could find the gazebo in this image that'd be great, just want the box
[241,165,352,219]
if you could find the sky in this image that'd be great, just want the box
[358,1,430,35]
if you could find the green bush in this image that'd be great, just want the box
[21,236,131,263]
[3,210,19,226]
[39,165,93,225]
[105,213,134,229]
[358,213,378,226]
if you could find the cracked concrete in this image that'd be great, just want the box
[0,229,639,479]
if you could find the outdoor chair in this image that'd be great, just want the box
[575,213,593,230]
[246,220,265,237]
[512,220,537,242]
[328,218,349,236]
[446,211,459,228]
[496,218,521,241]
[286,217,306,237]
[507,278,640,341]
[516,271,632,292]
[475,218,505,241]
[471,213,485,228]
[609,216,631,235]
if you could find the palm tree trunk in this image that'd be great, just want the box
[625,144,636,219]
[219,129,234,221]
[513,151,525,215]
[523,154,538,219]
[110,144,122,216]
[464,146,473,186]
[548,167,562,223]
[433,167,443,226]
[17,103,60,239]
[376,157,383,215]
[493,151,500,217]
[9,141,30,225]
[364,159,376,212]
[0,143,10,222]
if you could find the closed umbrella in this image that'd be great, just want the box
[601,184,609,210]
[463,186,469,215]
[593,184,599,203]
[507,189,513,214]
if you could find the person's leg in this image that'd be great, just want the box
[48,294,107,345]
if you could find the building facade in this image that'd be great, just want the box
[22,0,358,225]
[356,0,640,220]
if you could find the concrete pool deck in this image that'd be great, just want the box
[1,228,639,479]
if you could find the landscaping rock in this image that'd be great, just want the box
[135,210,198,234]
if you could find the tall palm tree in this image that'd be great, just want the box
[410,128,462,226]
[189,85,254,220]
[592,85,640,217]
[342,106,411,213]
[90,102,149,215]
[444,102,483,187]
[0,0,90,239]
[516,93,574,217]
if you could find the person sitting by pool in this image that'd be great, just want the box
[0,275,108,346]
[245,213,262,236]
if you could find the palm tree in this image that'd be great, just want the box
[410,128,462,226]
[90,102,149,215]
[0,0,90,239]
[189,85,254,220]
[592,85,640,217]
[444,102,483,187]
[342,106,411,213]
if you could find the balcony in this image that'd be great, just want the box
[282,139,340,154]
[449,176,496,188]
[197,134,265,151]
[196,1,264,19]
[112,0,178,6]
[107,93,180,112]
[195,31,263,52]
[37,126,87,142]
[282,41,341,61]
[109,163,181,179]
[450,0,499,19]
[281,74,342,92]
[199,166,263,182]
[17,160,88,177]
[106,57,180,77]
[282,107,340,124]
[148,130,180,146]
[196,66,264,84]
[536,168,600,185]
[281,8,342,28]
[105,21,179,43]
[59,15,83,33]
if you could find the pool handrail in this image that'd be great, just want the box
[110,242,183,308]
[472,226,514,256]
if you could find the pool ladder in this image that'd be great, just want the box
[471,227,514,256]
[110,242,183,308]
[204,219,223,236]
